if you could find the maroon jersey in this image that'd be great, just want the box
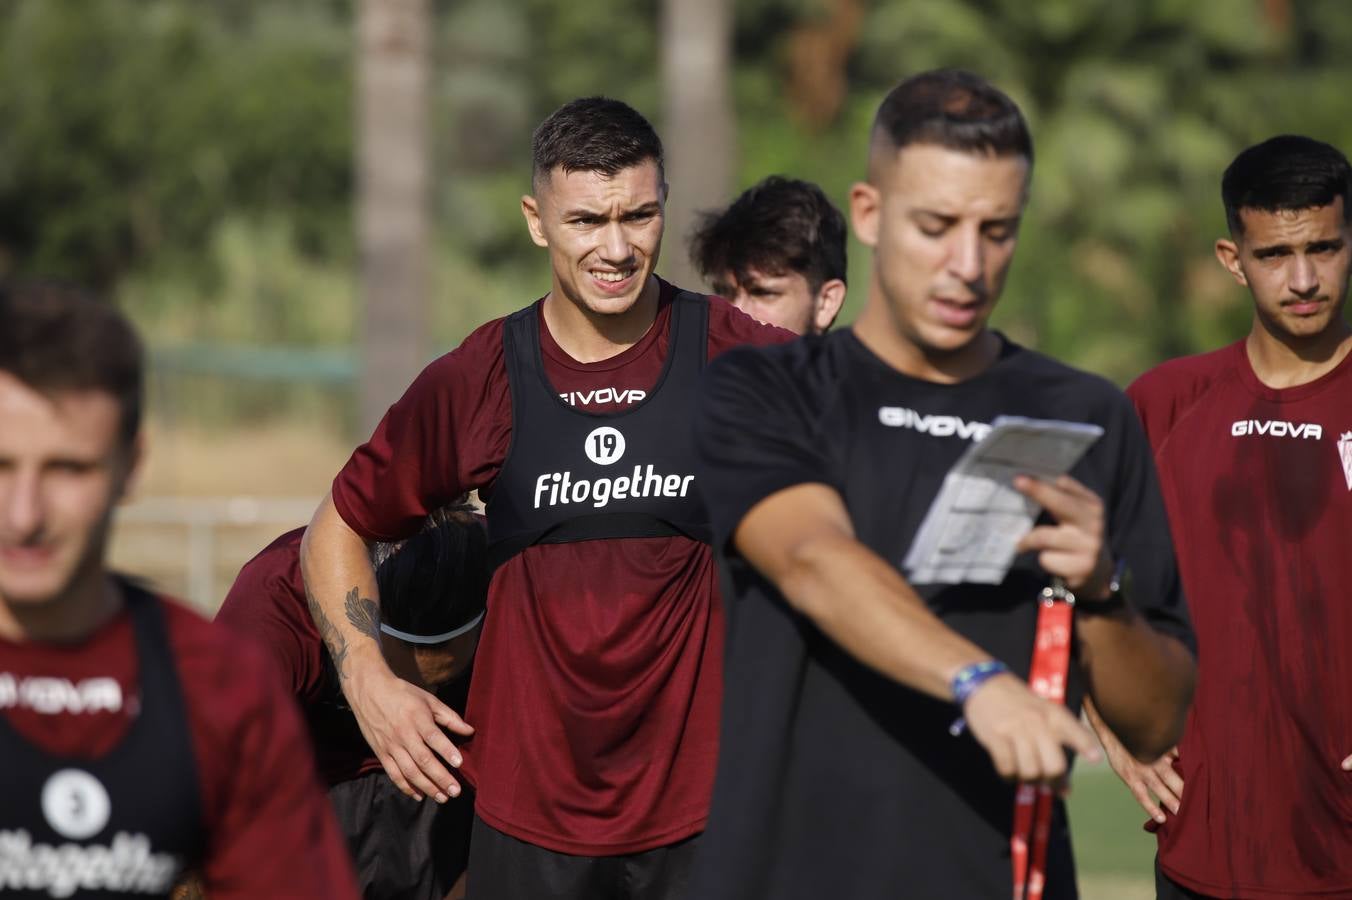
[0,587,360,898]
[332,281,792,855]
[216,528,382,787]
[1129,340,1352,899]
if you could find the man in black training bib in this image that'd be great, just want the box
[689,69,1198,900]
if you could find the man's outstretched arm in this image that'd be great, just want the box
[300,491,472,802]
[734,482,1101,784]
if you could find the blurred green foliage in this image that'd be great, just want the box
[4,0,1352,406]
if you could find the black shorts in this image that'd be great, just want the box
[1156,857,1219,900]
[329,770,473,900]
[464,815,700,900]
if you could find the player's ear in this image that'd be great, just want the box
[813,278,847,333]
[850,182,881,248]
[1214,237,1247,287]
[521,194,549,248]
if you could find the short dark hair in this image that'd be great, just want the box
[690,176,847,297]
[0,280,144,447]
[1221,135,1352,235]
[373,502,488,640]
[531,96,664,190]
[871,69,1032,167]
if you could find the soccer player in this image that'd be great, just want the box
[1099,135,1352,899]
[216,503,487,899]
[689,175,848,335]
[299,97,791,900]
[688,69,1197,899]
[0,282,359,898]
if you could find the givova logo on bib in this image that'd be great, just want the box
[0,769,182,897]
[533,425,695,509]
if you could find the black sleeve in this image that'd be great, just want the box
[1097,390,1197,654]
[694,344,840,556]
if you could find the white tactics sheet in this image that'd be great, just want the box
[903,416,1104,585]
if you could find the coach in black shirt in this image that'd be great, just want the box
[690,70,1197,900]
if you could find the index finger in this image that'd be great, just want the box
[1049,705,1101,761]
[398,727,462,797]
[433,703,475,737]
[1013,475,1102,528]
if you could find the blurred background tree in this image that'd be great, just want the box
[3,0,1351,421]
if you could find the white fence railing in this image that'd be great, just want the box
[112,497,321,612]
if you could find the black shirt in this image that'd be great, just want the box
[690,330,1194,900]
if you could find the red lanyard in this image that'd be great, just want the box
[1011,582,1074,900]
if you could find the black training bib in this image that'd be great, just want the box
[485,293,713,572]
[0,583,205,898]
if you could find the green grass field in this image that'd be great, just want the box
[1069,763,1158,898]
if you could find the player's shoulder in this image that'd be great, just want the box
[698,291,798,356]
[245,526,305,569]
[1127,342,1238,403]
[705,328,850,405]
[1126,342,1242,449]
[410,306,519,387]
[161,593,271,673]
[1002,340,1127,407]
[160,592,292,721]
[217,527,306,622]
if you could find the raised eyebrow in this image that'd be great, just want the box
[1252,243,1292,257]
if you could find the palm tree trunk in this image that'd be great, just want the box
[357,0,430,435]
[659,0,735,293]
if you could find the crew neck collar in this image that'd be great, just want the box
[536,278,678,373]
[1232,336,1352,403]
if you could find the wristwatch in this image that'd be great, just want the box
[1075,557,1132,616]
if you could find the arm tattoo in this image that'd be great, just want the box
[344,587,382,641]
[306,586,351,682]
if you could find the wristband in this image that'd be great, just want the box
[950,659,1009,705]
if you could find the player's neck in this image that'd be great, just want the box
[542,276,661,363]
[853,302,1000,384]
[0,571,124,644]
[1245,316,1352,390]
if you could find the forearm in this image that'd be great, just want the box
[299,492,390,690]
[777,533,992,701]
[1077,610,1194,759]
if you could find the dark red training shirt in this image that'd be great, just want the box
[216,528,383,787]
[1129,340,1352,899]
[0,589,360,898]
[332,282,792,854]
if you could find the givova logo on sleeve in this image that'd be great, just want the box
[0,770,182,897]
[534,425,696,510]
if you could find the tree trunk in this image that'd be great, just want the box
[659,0,735,292]
[357,0,430,436]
